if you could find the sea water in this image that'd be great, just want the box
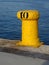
[0,0,49,44]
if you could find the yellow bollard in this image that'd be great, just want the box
[16,10,43,47]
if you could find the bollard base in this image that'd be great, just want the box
[16,41,43,48]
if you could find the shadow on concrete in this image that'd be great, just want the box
[0,47,49,60]
[42,61,49,65]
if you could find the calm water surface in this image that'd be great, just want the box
[0,0,49,44]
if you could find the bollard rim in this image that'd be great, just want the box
[17,10,40,20]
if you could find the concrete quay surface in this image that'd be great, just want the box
[0,38,49,61]
[0,38,49,54]
[0,52,49,65]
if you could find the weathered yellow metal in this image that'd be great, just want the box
[16,10,43,47]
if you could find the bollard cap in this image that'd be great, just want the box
[17,10,40,20]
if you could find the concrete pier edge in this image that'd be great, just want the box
[0,38,49,60]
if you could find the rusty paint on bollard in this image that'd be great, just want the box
[16,10,43,48]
